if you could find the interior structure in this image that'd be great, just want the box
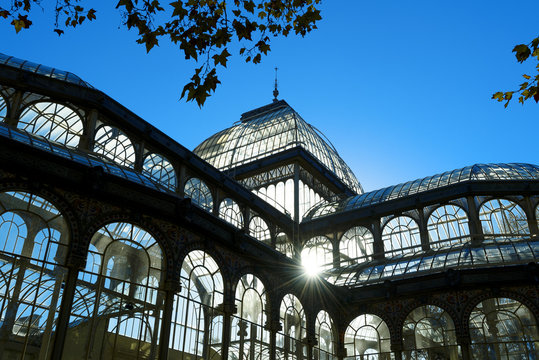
[0,52,538,360]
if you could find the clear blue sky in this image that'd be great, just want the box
[2,1,539,192]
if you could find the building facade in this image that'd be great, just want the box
[0,52,538,360]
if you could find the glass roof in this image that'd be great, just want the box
[324,238,539,288]
[304,163,539,221]
[0,52,93,88]
[0,123,169,193]
[194,100,363,194]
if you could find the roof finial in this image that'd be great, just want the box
[273,67,279,102]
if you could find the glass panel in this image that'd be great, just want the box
[184,178,213,211]
[93,125,136,167]
[18,102,84,147]
[142,153,177,190]
[0,191,69,359]
[344,314,392,359]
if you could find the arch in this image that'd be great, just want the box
[469,297,539,359]
[277,294,306,360]
[170,250,224,359]
[339,226,374,266]
[382,216,421,256]
[184,177,213,211]
[344,313,392,359]
[18,101,84,147]
[0,93,7,122]
[219,198,243,228]
[314,310,335,359]
[479,199,529,239]
[64,222,163,359]
[427,204,470,248]
[301,236,333,276]
[249,216,271,244]
[402,305,459,359]
[142,152,177,190]
[93,125,136,167]
[0,191,69,359]
[230,274,269,360]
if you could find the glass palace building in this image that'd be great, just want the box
[0,52,538,360]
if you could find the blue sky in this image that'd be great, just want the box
[2,1,539,191]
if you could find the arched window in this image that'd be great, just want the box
[66,222,163,359]
[0,94,7,122]
[382,216,421,256]
[277,294,306,360]
[170,250,224,359]
[184,177,213,211]
[344,314,392,359]
[18,101,84,147]
[142,153,177,190]
[340,226,374,266]
[301,236,333,276]
[0,191,69,360]
[427,204,470,248]
[230,274,269,360]
[93,125,136,167]
[249,216,271,244]
[219,198,243,228]
[315,311,335,359]
[402,305,459,359]
[479,199,529,239]
[469,297,539,359]
[276,232,294,258]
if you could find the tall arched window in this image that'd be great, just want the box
[142,153,177,190]
[479,199,529,239]
[402,305,459,359]
[219,198,243,228]
[93,125,136,167]
[382,216,421,256]
[66,222,163,359]
[301,236,333,276]
[184,177,213,211]
[469,297,539,359]
[427,204,470,248]
[344,314,392,359]
[277,294,306,360]
[230,274,269,360]
[315,311,335,359]
[0,94,7,122]
[249,216,271,244]
[0,191,69,360]
[18,101,84,147]
[170,250,224,359]
[340,226,374,266]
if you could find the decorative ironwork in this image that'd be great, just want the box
[142,153,177,191]
[93,125,136,167]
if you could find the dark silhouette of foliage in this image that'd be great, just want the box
[493,36,539,107]
[0,0,321,106]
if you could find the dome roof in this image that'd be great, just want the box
[0,52,93,88]
[304,163,539,221]
[194,100,363,194]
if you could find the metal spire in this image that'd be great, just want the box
[273,67,279,102]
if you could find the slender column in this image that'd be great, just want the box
[158,279,181,360]
[264,319,282,360]
[372,219,384,260]
[213,188,222,217]
[5,90,23,127]
[134,140,145,172]
[217,302,237,360]
[78,109,98,151]
[178,164,187,197]
[466,196,483,245]
[456,335,471,360]
[390,340,403,360]
[332,231,340,268]
[50,252,86,360]
[524,197,539,236]
[303,336,317,360]
[418,207,430,251]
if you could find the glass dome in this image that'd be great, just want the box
[194,100,363,194]
[0,52,93,88]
